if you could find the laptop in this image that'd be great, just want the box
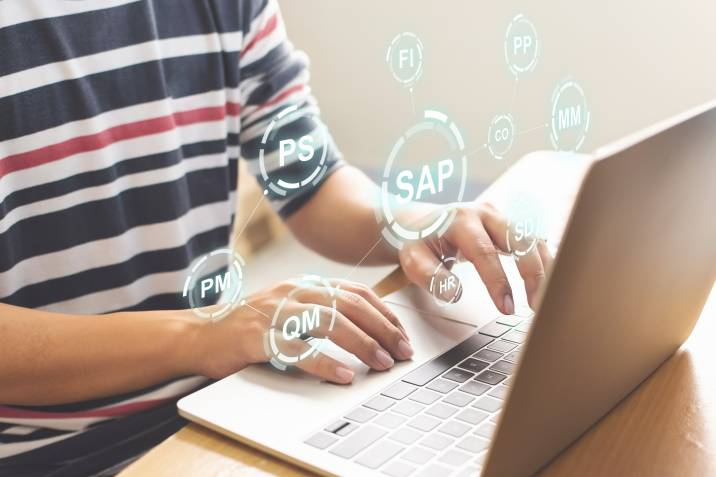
[178,99,716,477]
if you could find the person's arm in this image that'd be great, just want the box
[287,165,554,315]
[0,273,412,406]
[0,304,201,405]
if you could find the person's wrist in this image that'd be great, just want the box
[164,309,209,377]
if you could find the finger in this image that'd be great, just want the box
[537,239,554,272]
[480,207,546,309]
[290,300,397,371]
[446,218,513,314]
[331,280,410,343]
[399,241,463,304]
[336,289,413,361]
[281,339,355,384]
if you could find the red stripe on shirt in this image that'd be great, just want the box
[242,13,278,54]
[253,84,305,114]
[0,102,241,180]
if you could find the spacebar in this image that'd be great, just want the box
[402,333,493,386]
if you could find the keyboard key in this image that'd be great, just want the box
[426,378,458,394]
[503,377,513,386]
[488,385,509,399]
[475,421,496,439]
[490,410,502,423]
[383,382,418,400]
[442,368,475,383]
[426,403,458,419]
[402,334,493,386]
[304,432,338,450]
[402,446,436,465]
[457,435,490,453]
[390,427,423,445]
[475,370,507,385]
[355,439,403,469]
[504,349,522,363]
[479,321,511,338]
[324,420,349,434]
[515,305,534,317]
[442,392,475,407]
[438,449,472,467]
[486,340,517,353]
[457,358,490,373]
[408,415,441,432]
[456,467,481,477]
[374,412,407,430]
[515,322,531,333]
[409,389,442,405]
[503,330,527,343]
[382,460,416,477]
[473,396,502,413]
[455,408,489,425]
[345,407,377,423]
[363,395,396,412]
[416,464,453,477]
[421,433,454,451]
[393,401,425,417]
[336,423,359,436]
[438,420,471,438]
[473,348,503,362]
[496,315,522,326]
[329,425,386,459]
[490,360,515,375]
[459,381,490,396]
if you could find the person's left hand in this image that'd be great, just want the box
[397,202,553,314]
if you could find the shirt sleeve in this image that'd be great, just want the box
[238,0,345,218]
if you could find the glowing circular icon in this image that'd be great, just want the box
[487,113,515,160]
[504,14,539,78]
[182,249,245,321]
[258,105,330,197]
[428,257,463,306]
[504,194,548,260]
[550,78,591,152]
[386,32,424,89]
[378,109,467,249]
[266,275,337,371]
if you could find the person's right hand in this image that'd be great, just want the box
[193,278,413,384]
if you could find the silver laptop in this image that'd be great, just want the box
[178,99,716,477]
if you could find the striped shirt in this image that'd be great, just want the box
[0,0,342,467]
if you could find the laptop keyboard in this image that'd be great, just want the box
[304,311,534,476]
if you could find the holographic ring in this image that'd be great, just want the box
[258,105,330,197]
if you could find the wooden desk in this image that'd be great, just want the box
[121,279,716,477]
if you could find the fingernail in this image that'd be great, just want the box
[335,366,355,383]
[398,339,414,359]
[503,294,515,315]
[375,348,395,369]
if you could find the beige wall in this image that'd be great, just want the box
[281,1,716,185]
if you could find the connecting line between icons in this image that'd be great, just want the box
[509,77,519,113]
[409,88,417,117]
[514,123,549,137]
[342,235,386,283]
[242,300,271,319]
[232,193,267,248]
[465,144,488,158]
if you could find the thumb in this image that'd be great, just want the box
[399,241,463,304]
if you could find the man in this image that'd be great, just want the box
[0,1,551,475]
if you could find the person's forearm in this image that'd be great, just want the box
[0,303,202,405]
[286,166,436,265]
